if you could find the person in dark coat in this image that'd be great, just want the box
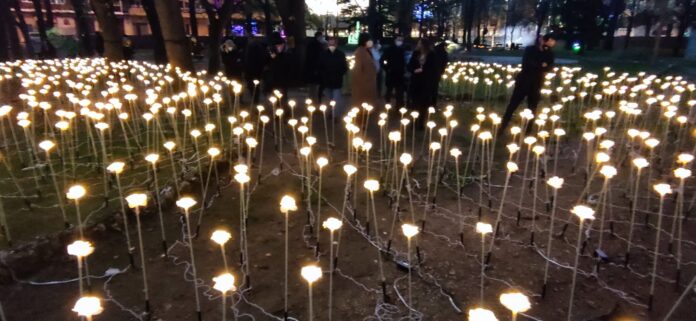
[499,34,556,134]
[407,38,436,127]
[305,31,326,101]
[431,40,449,106]
[122,36,134,60]
[220,38,244,80]
[318,37,348,118]
[381,35,406,107]
[266,35,293,106]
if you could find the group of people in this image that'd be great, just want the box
[219,32,450,124]
[313,32,450,125]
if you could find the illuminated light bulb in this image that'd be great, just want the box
[653,183,672,196]
[280,195,297,213]
[343,164,357,176]
[599,165,617,178]
[125,193,147,208]
[66,185,87,200]
[468,308,498,321]
[363,179,380,192]
[212,273,236,293]
[67,240,94,257]
[316,157,328,168]
[210,230,232,245]
[506,162,519,172]
[107,161,125,174]
[234,164,248,174]
[144,154,160,164]
[506,143,520,154]
[401,223,419,238]
[571,205,595,221]
[547,176,564,189]
[674,168,691,179]
[499,292,531,314]
[72,296,103,318]
[645,138,660,148]
[450,148,462,158]
[38,140,55,151]
[322,217,342,231]
[677,153,693,164]
[632,157,649,169]
[208,147,221,157]
[234,173,250,184]
[163,141,176,151]
[595,152,610,164]
[476,222,493,234]
[301,265,322,284]
[176,196,197,210]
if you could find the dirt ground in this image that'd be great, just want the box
[0,93,695,321]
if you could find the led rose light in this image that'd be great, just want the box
[125,192,151,314]
[500,292,531,321]
[301,264,323,321]
[213,272,236,321]
[468,308,498,321]
[646,182,673,309]
[72,296,103,320]
[176,195,202,318]
[568,205,595,321]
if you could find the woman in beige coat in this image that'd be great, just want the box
[351,33,378,107]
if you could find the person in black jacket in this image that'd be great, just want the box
[499,34,556,134]
[407,38,436,127]
[266,35,293,106]
[318,37,348,118]
[305,31,326,101]
[381,35,406,107]
[220,38,244,80]
[431,40,449,106]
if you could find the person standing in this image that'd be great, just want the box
[318,37,348,119]
[407,38,436,127]
[351,33,378,107]
[370,40,383,97]
[220,38,244,80]
[381,36,407,107]
[244,38,269,105]
[431,40,449,106]
[305,31,326,101]
[267,35,293,106]
[499,34,556,133]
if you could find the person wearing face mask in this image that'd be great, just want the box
[318,37,348,119]
[305,31,327,101]
[407,38,436,128]
[499,34,557,134]
[381,36,407,107]
[351,33,378,107]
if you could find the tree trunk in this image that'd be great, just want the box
[154,0,194,70]
[202,0,234,75]
[263,0,273,36]
[141,0,167,64]
[42,0,54,28]
[188,0,198,38]
[90,0,124,60]
[31,0,55,57]
[0,0,22,60]
[70,0,93,56]
[367,0,378,38]
[397,0,414,36]
[11,0,34,56]
[0,3,10,61]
